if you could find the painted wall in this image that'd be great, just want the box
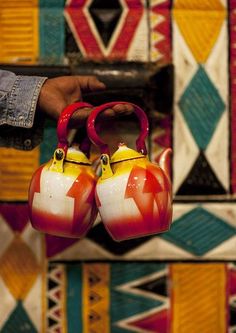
[0,0,235,332]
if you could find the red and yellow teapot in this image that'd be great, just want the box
[28,102,98,238]
[29,101,172,241]
[87,102,172,241]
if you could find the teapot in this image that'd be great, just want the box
[28,102,98,238]
[87,102,172,241]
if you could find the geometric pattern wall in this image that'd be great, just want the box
[173,0,229,197]
[1,0,236,332]
[64,0,149,62]
[0,259,235,332]
[0,202,235,261]
[229,0,236,193]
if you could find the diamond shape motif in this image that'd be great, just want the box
[160,207,236,256]
[65,0,145,60]
[89,0,122,47]
[178,65,225,150]
[0,235,40,299]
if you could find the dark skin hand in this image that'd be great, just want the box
[37,75,133,127]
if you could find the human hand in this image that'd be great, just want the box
[37,76,133,127]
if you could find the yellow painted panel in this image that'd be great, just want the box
[174,0,225,10]
[171,263,227,333]
[0,0,38,8]
[0,147,39,201]
[0,6,39,64]
[83,264,110,333]
[0,235,40,300]
[174,9,226,63]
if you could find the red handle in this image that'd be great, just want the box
[87,102,149,156]
[57,102,93,155]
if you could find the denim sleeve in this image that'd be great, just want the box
[0,70,47,150]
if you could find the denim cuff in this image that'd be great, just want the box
[5,75,47,128]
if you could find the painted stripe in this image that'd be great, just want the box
[170,263,227,333]
[83,263,110,333]
[66,265,82,333]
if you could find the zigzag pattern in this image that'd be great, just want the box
[150,0,171,63]
[46,265,66,332]
[110,263,169,332]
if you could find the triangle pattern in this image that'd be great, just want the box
[47,266,64,331]
[45,234,79,258]
[177,151,226,195]
[89,309,101,323]
[136,275,168,297]
[88,271,101,287]
[129,309,168,333]
[0,204,29,233]
[86,222,152,255]
[174,10,226,63]
[1,301,37,333]
[230,305,236,326]
[89,3,122,47]
[89,291,102,305]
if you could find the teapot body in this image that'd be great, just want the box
[29,158,97,238]
[95,156,172,241]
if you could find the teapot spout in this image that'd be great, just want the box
[156,148,172,180]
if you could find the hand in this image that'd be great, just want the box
[37,76,133,127]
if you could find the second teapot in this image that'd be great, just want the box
[87,102,172,241]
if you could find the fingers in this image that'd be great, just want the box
[110,103,134,115]
[69,108,92,128]
[76,76,106,92]
[68,103,134,128]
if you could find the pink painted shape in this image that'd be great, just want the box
[0,203,29,232]
[229,268,236,296]
[129,309,169,333]
[45,234,79,258]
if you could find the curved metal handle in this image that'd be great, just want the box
[87,101,149,156]
[57,102,93,155]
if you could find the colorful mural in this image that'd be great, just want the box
[0,0,235,332]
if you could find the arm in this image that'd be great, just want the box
[0,69,47,150]
[0,71,133,150]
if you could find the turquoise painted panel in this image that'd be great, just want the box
[40,119,57,164]
[66,266,82,333]
[40,8,65,64]
[178,65,225,150]
[40,0,65,8]
[160,206,236,256]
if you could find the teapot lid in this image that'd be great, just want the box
[110,143,145,164]
[66,146,91,165]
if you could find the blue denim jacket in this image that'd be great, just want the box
[0,70,47,150]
